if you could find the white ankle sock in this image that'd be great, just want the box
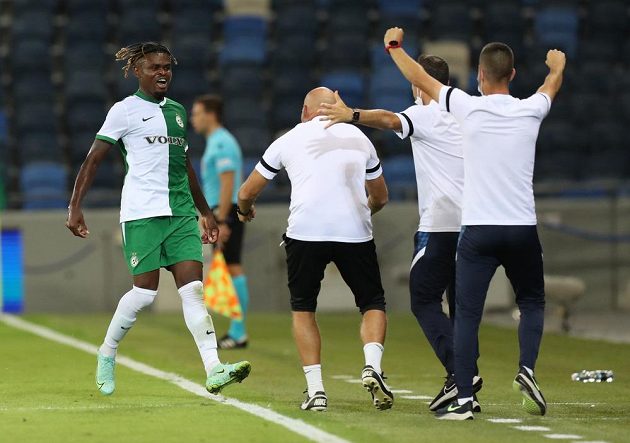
[178,281,220,374]
[99,286,157,358]
[523,366,534,376]
[303,364,324,396]
[363,342,384,374]
[458,397,473,406]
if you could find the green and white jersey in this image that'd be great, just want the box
[96,90,197,223]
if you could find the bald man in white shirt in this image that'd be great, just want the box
[382,27,566,420]
[237,87,392,412]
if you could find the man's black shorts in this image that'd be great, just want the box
[214,204,245,265]
[283,235,386,313]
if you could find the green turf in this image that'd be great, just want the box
[1,312,628,443]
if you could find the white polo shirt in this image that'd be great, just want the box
[395,100,464,232]
[439,86,551,226]
[255,117,383,243]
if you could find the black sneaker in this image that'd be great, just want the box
[217,335,248,350]
[472,394,481,413]
[513,367,547,416]
[361,365,394,410]
[435,399,474,420]
[300,390,327,411]
[429,374,484,411]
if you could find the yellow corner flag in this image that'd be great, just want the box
[204,250,243,321]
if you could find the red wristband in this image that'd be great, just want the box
[384,41,401,53]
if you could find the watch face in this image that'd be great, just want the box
[353,111,360,122]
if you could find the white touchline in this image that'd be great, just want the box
[390,389,413,394]
[514,426,551,432]
[400,395,433,400]
[0,315,349,443]
[544,435,584,440]
[487,419,523,424]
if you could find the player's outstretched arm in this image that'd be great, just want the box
[318,91,402,131]
[186,157,219,244]
[237,170,269,222]
[385,27,443,103]
[66,139,111,238]
[537,49,566,101]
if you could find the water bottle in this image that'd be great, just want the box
[571,370,614,383]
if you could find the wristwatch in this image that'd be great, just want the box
[236,206,251,216]
[351,109,360,123]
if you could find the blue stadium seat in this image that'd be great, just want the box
[20,162,67,192]
[66,100,107,135]
[430,2,472,41]
[171,9,215,36]
[534,6,579,58]
[221,65,264,96]
[13,72,55,103]
[13,0,57,13]
[223,16,268,40]
[271,67,313,97]
[320,71,365,107]
[271,95,304,131]
[170,35,212,68]
[69,131,99,167]
[64,42,107,73]
[168,70,211,99]
[325,34,369,69]
[574,63,616,95]
[119,10,162,43]
[271,34,317,66]
[578,39,619,64]
[11,39,51,72]
[66,0,108,14]
[15,103,57,135]
[65,72,108,101]
[218,39,267,65]
[274,4,318,34]
[65,11,108,42]
[231,125,272,157]
[11,11,54,40]
[377,15,422,43]
[21,132,62,162]
[381,154,416,200]
[378,0,422,16]
[224,98,267,128]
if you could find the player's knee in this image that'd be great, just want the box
[121,286,157,313]
[178,280,204,302]
[358,291,386,314]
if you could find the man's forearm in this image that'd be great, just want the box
[357,109,402,131]
[187,163,212,216]
[69,160,97,209]
[217,187,232,221]
[389,47,442,102]
[539,70,563,100]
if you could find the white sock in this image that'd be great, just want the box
[178,281,220,374]
[99,286,157,358]
[303,364,324,396]
[523,366,534,377]
[458,397,473,406]
[363,342,384,374]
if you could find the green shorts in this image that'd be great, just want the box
[121,216,203,275]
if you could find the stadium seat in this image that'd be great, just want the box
[218,40,267,66]
[271,95,304,131]
[10,39,51,72]
[274,4,318,35]
[225,0,272,18]
[21,132,63,162]
[11,11,54,40]
[224,16,268,40]
[170,35,212,68]
[574,63,616,95]
[320,71,366,107]
[65,11,108,42]
[69,131,100,167]
[66,100,107,135]
[20,162,67,192]
[13,0,57,13]
[587,0,628,39]
[171,9,215,36]
[65,72,108,101]
[430,2,472,41]
[221,65,264,96]
[231,125,272,157]
[15,103,57,135]
[324,34,369,69]
[570,92,617,124]
[381,154,416,200]
[64,42,107,73]
[378,0,422,16]
[534,6,579,58]
[66,0,108,14]
[13,72,55,103]
[224,98,267,128]
[271,34,317,66]
[422,41,470,90]
[119,10,162,43]
[168,69,212,100]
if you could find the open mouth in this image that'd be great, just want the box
[156,78,168,89]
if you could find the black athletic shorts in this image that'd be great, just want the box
[213,204,245,265]
[283,235,386,313]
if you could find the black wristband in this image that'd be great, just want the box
[236,206,251,216]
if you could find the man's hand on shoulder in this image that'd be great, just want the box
[545,49,566,73]
[200,212,219,244]
[319,91,353,129]
[66,206,89,238]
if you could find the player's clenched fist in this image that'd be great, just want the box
[545,49,566,72]
[384,27,404,48]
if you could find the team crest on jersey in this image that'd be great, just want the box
[130,252,139,268]
[175,114,184,128]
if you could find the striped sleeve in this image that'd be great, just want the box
[366,142,383,180]
[255,139,283,179]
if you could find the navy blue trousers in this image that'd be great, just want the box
[455,225,546,398]
[410,231,460,376]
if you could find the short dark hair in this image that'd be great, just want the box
[479,42,514,83]
[416,54,450,85]
[194,94,223,123]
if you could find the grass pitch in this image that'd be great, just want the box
[1,312,628,443]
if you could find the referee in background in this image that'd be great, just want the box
[236,87,392,412]
[191,95,250,349]
[383,27,566,420]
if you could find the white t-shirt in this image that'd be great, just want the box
[439,86,551,226]
[255,117,383,242]
[96,90,196,223]
[394,100,464,232]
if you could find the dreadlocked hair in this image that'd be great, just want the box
[115,42,178,77]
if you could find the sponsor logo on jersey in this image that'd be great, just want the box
[130,252,139,268]
[175,114,184,128]
[144,135,186,147]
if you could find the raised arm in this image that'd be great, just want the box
[186,157,219,244]
[237,170,269,222]
[319,91,402,131]
[537,49,566,101]
[385,27,443,102]
[66,139,111,238]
